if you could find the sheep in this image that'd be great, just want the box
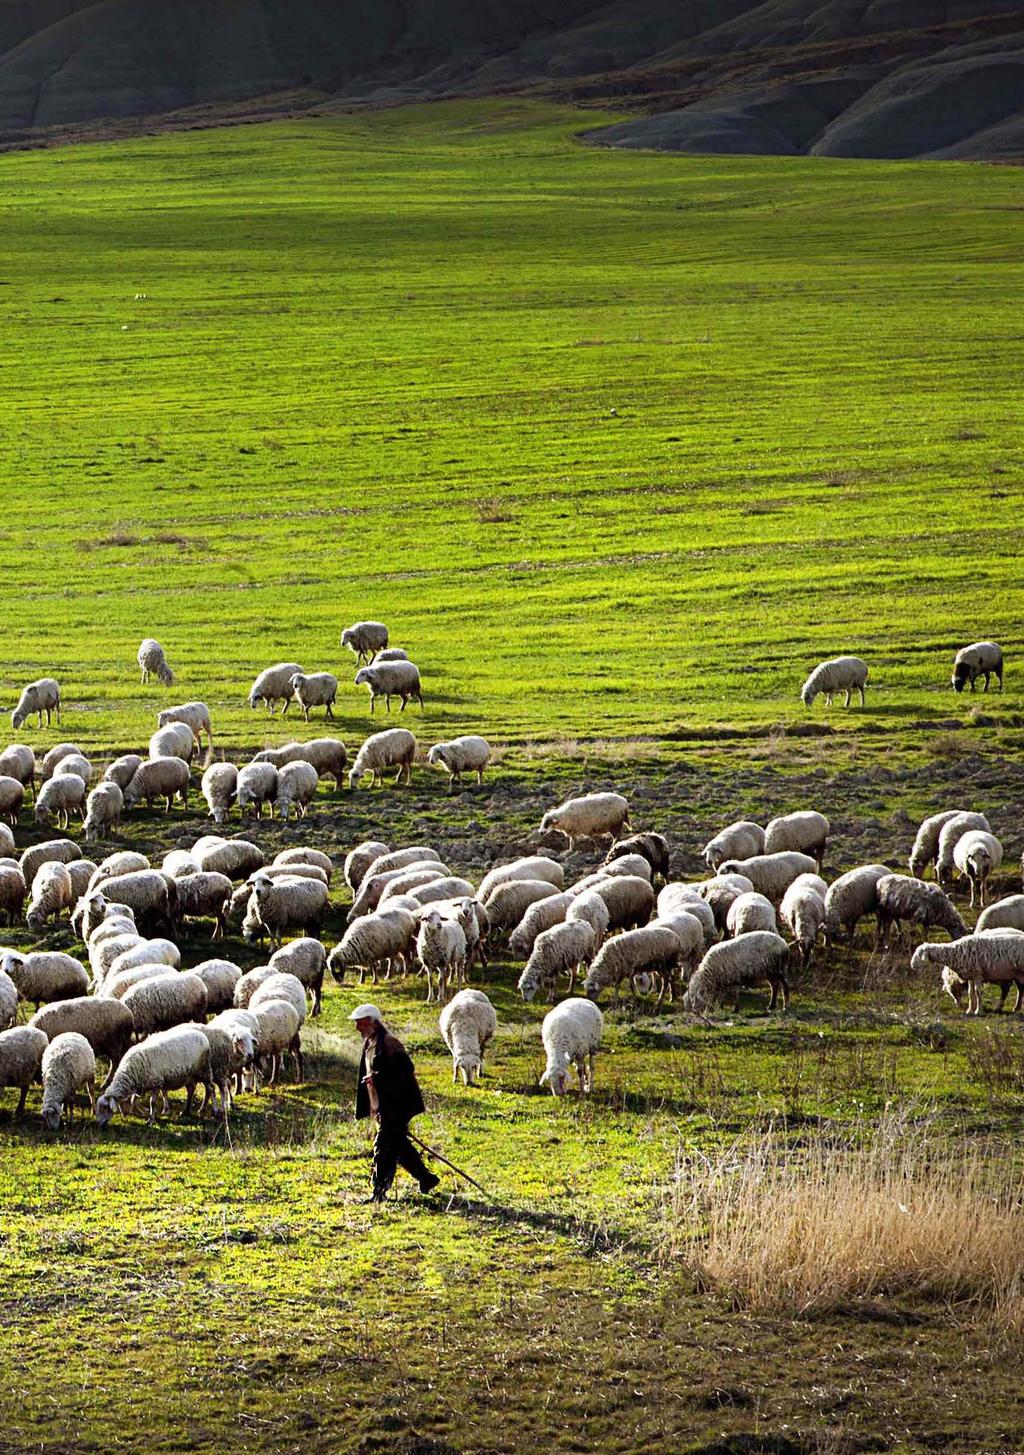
[0,967,17,1029]
[683,932,792,1015]
[180,960,239,1015]
[124,757,190,813]
[800,656,868,709]
[1,950,89,1009]
[83,782,124,842]
[97,870,178,933]
[589,874,655,932]
[248,663,304,714]
[0,823,13,857]
[727,892,778,937]
[26,861,75,930]
[583,924,686,1004]
[344,840,390,892]
[157,702,213,751]
[539,999,602,1096]
[702,821,766,871]
[377,867,449,907]
[201,763,237,824]
[187,1022,242,1116]
[407,876,475,907]
[242,872,329,948]
[375,647,409,662]
[913,932,1024,1015]
[103,963,177,1002]
[235,762,278,818]
[88,934,144,985]
[250,972,308,1027]
[874,875,969,948]
[29,997,134,1078]
[519,921,596,1003]
[103,754,144,792]
[977,897,1024,934]
[253,738,348,788]
[208,1010,259,1094]
[427,736,490,790]
[76,890,136,942]
[11,677,61,730]
[101,938,180,986]
[174,871,233,940]
[20,837,81,886]
[0,1026,48,1114]
[95,1025,214,1126]
[598,854,653,883]
[268,938,327,1015]
[0,775,24,827]
[67,860,98,901]
[953,830,1003,907]
[149,723,196,763]
[261,863,329,888]
[39,1032,96,1129]
[509,892,573,958]
[0,863,26,927]
[341,620,389,665]
[764,811,829,867]
[233,964,276,1008]
[823,865,891,943]
[249,998,304,1084]
[540,792,631,847]
[479,857,564,901]
[605,831,670,882]
[348,728,417,789]
[0,743,35,798]
[416,911,467,1003]
[718,852,818,905]
[122,973,208,1038]
[40,743,82,782]
[432,896,489,974]
[779,881,825,967]
[53,753,91,787]
[483,879,561,935]
[354,660,423,714]
[274,848,333,881]
[193,838,263,880]
[909,809,970,879]
[952,641,1003,693]
[439,989,497,1085]
[350,858,445,919]
[137,638,175,686]
[34,773,86,830]
[88,851,150,890]
[285,672,338,722]
[274,761,319,820]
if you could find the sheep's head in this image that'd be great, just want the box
[354,668,370,687]
[800,681,816,708]
[910,944,937,975]
[951,665,969,693]
[941,966,967,1004]
[94,1094,117,1128]
[518,967,539,1003]
[1,951,24,984]
[158,664,175,687]
[41,1105,62,1132]
[539,1051,570,1096]
[348,767,363,790]
[456,1054,482,1086]
[341,629,354,650]
[327,944,348,984]
[11,709,24,730]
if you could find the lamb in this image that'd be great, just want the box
[175,871,233,939]
[935,812,991,887]
[779,881,825,967]
[88,851,150,890]
[565,889,611,945]
[354,661,423,713]
[341,620,389,665]
[1,950,89,1009]
[952,641,1003,693]
[0,863,26,927]
[344,841,390,892]
[20,837,81,886]
[83,782,124,842]
[605,832,670,882]
[375,647,409,662]
[874,875,968,948]
[539,792,631,847]
[122,973,208,1038]
[0,1026,48,1114]
[683,932,792,1015]
[800,656,868,709]
[40,1032,96,1129]
[254,738,348,788]
[348,728,416,789]
[201,762,237,824]
[249,998,304,1084]
[0,775,24,827]
[764,811,829,867]
[977,897,1024,934]
[589,874,655,932]
[702,821,765,871]
[11,677,61,730]
[137,638,175,686]
[478,857,564,901]
[727,892,778,937]
[39,742,82,782]
[416,911,467,1003]
[718,852,818,904]
[149,723,196,763]
[823,865,891,943]
[123,757,190,813]
[29,997,134,1077]
[909,810,970,879]
[268,938,327,1015]
[103,754,144,792]
[0,743,35,798]
[583,924,686,1004]
[0,967,17,1029]
[274,761,319,820]
[483,879,561,935]
[248,663,304,714]
[285,671,338,721]
[509,892,573,958]
[519,921,596,1002]
[34,772,86,829]
[26,861,75,930]
[157,701,213,751]
[95,1025,214,1126]
[97,870,178,933]
[242,872,329,948]
[439,989,496,1085]
[427,736,490,790]
[953,830,1003,907]
[539,999,602,1096]
[913,932,1024,1015]
[235,762,279,818]
[193,838,263,880]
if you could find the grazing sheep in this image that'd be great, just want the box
[655,885,717,945]
[377,867,449,907]
[103,963,177,1002]
[589,874,656,932]
[285,672,338,722]
[67,860,98,901]
[977,897,1024,934]
[344,841,390,892]
[26,861,75,930]
[87,852,150,892]
[1,950,88,1009]
[233,964,276,1008]
[605,832,670,882]
[95,1025,214,1126]
[101,938,180,986]
[137,638,175,686]
[823,865,891,943]
[598,854,653,883]
[953,830,1003,907]
[268,938,327,1015]
[407,876,475,907]
[123,973,208,1038]
[439,989,497,1085]
[53,753,91,786]
[328,909,418,985]
[683,932,792,1015]
[935,811,992,887]
[12,677,61,730]
[174,871,233,939]
[583,924,686,1004]
[261,863,329,888]
[416,911,467,1003]
[207,1010,259,1094]
[779,881,825,968]
[484,879,561,935]
[375,648,409,662]
[97,870,177,932]
[727,892,777,937]
[519,921,596,1003]
[274,848,333,881]
[764,811,829,867]
[186,1022,242,1115]
[914,932,1024,1015]
[427,736,490,790]
[0,775,24,827]
[149,723,195,763]
[702,821,766,871]
[40,743,82,782]
[0,743,35,798]
[350,856,444,918]
[103,754,144,792]
[0,967,17,1029]
[193,838,263,880]
[718,852,818,905]
[248,663,304,714]
[875,875,968,948]
[0,1026,48,1114]
[249,998,304,1085]
[34,772,86,829]
[28,997,133,1078]
[184,959,240,1015]
[540,792,631,847]
[20,837,81,886]
[272,761,320,821]
[0,863,26,927]
[200,762,237,824]
[157,702,213,751]
[910,810,969,879]
[83,782,124,842]
[432,896,488,974]
[243,872,328,948]
[88,933,144,985]
[539,999,602,1097]
[0,823,14,857]
[254,738,348,788]
[250,972,308,1026]
[124,757,190,813]
[354,661,423,714]
[509,892,573,958]
[800,656,868,709]
[341,621,389,665]
[235,762,278,818]
[952,641,1003,693]
[40,1032,96,1129]
[348,728,417,789]
[479,857,564,901]
[652,912,706,990]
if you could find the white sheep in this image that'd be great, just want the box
[40,1032,96,1129]
[83,782,124,842]
[656,885,717,945]
[88,934,144,986]
[12,677,61,730]
[953,830,1003,907]
[416,911,466,1003]
[718,852,818,904]
[200,762,237,824]
[344,840,390,891]
[95,1025,214,1126]
[249,972,308,1028]
[1,949,89,1008]
[103,754,144,792]
[29,997,134,1077]
[763,811,829,866]
[185,959,241,1014]
[175,871,233,939]
[519,921,596,1003]
[39,742,82,782]
[509,892,573,958]
[702,821,766,871]
[909,809,970,879]
[589,874,655,932]
[124,757,190,812]
[0,1025,48,1114]
[0,775,24,826]
[439,989,496,1085]
[96,870,178,932]
[285,672,338,722]
[727,892,777,937]
[583,924,686,1004]
[779,881,825,967]
[53,754,92,788]
[377,867,449,907]
[242,872,329,948]
[253,738,348,788]
[952,641,1002,693]
[914,932,1024,1015]
[0,743,35,797]
[683,932,792,1015]
[427,736,490,790]
[874,875,968,948]
[375,647,409,662]
[193,838,264,880]
[350,857,444,919]
[233,964,276,1009]
[149,723,195,763]
[539,999,602,1096]
[483,879,561,935]
[274,848,333,881]
[235,762,279,818]
[137,638,175,686]
[0,863,26,928]
[800,656,868,709]
[103,963,177,1002]
[123,972,208,1038]
[823,865,891,943]
[605,832,671,882]
[208,1009,259,1093]
[248,663,304,714]
[598,853,653,882]
[20,836,81,886]
[540,792,631,847]
[406,877,475,907]
[341,621,389,665]
[249,998,304,1085]
[0,822,14,857]
[34,773,86,829]
[26,861,75,930]
[977,897,1024,935]
[274,761,319,820]
[0,966,17,1028]
[433,896,488,974]
[101,938,180,985]
[478,856,564,901]
[268,937,327,1015]
[157,701,213,751]
[68,859,98,901]
[348,728,416,789]
[87,852,150,893]
[354,660,423,714]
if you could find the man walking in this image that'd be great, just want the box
[351,1003,440,1203]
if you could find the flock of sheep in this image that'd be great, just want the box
[798,641,1004,708]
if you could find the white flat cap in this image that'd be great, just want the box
[349,1003,384,1022]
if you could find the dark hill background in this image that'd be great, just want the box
[2,0,1023,158]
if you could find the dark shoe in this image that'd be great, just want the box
[419,1172,440,1195]
[363,1192,387,1204]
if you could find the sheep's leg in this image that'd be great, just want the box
[15,1084,28,1116]
[85,1078,95,1112]
[477,770,484,786]
[1013,981,1024,1012]
[858,685,865,706]
[997,982,1012,1012]
[767,980,778,1012]
[293,1041,304,1082]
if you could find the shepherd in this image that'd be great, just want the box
[351,1003,440,1203]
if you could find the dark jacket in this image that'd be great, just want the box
[356,1026,426,1123]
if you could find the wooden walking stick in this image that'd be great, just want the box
[407,1130,488,1196]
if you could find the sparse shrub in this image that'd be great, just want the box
[473,496,517,524]
[925,731,973,761]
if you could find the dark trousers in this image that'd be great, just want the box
[372,1116,431,1197]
